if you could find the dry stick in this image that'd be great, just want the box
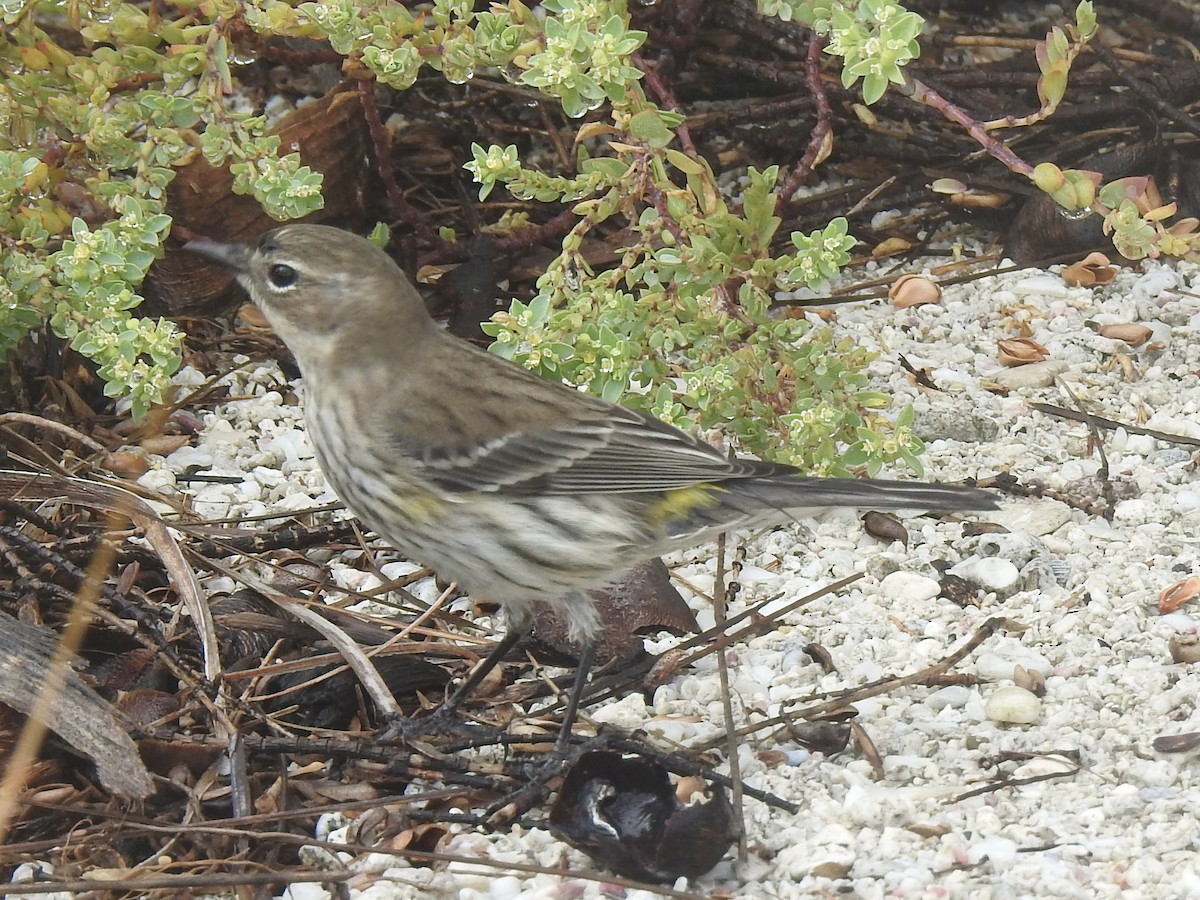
[1089,41,1200,138]
[0,508,129,843]
[950,762,1081,804]
[0,412,108,456]
[202,553,404,723]
[892,76,1033,177]
[1052,377,1118,520]
[355,78,446,251]
[574,573,863,715]
[182,522,445,626]
[0,524,243,740]
[713,532,747,862]
[698,617,1004,751]
[1,824,714,900]
[677,572,864,670]
[1030,401,1200,448]
[773,252,1109,309]
[0,470,221,680]
[634,52,698,157]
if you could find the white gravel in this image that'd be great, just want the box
[141,254,1200,899]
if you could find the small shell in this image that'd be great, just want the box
[1159,576,1200,614]
[889,274,942,308]
[1098,323,1153,346]
[872,236,913,258]
[997,337,1050,366]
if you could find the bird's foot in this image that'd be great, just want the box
[379,706,483,743]
[485,752,570,826]
[484,730,607,824]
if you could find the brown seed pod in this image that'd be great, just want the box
[872,236,914,258]
[889,274,942,308]
[863,510,909,545]
[1097,323,1153,346]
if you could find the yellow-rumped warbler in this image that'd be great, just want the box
[188,225,995,731]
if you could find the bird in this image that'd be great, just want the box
[187,224,996,743]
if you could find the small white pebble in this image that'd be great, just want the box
[988,360,1069,389]
[985,685,1042,724]
[879,570,941,604]
[926,685,972,710]
[950,557,1020,594]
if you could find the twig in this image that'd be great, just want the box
[713,533,746,860]
[1055,377,1117,520]
[699,617,1005,749]
[1030,401,1200,448]
[356,79,447,251]
[1089,42,1200,138]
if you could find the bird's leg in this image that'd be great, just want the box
[383,627,524,740]
[554,637,597,754]
[442,626,524,716]
[485,636,599,825]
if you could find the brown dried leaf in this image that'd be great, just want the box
[997,337,1050,366]
[531,559,698,668]
[147,85,374,316]
[1062,252,1117,287]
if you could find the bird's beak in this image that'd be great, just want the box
[184,239,251,274]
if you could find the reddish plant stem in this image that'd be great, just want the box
[779,33,833,208]
[633,52,698,157]
[895,76,1034,178]
[490,208,579,257]
[356,79,447,251]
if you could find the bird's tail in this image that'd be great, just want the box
[659,476,996,543]
[741,476,996,513]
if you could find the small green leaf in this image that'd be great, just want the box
[629,109,675,149]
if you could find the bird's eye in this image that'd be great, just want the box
[267,264,298,289]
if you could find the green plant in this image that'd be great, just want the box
[0,1,324,415]
[473,144,913,473]
[1,0,918,474]
[461,0,928,474]
[8,0,1185,462]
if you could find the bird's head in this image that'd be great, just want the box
[186,225,434,373]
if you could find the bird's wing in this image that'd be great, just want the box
[402,404,785,495]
